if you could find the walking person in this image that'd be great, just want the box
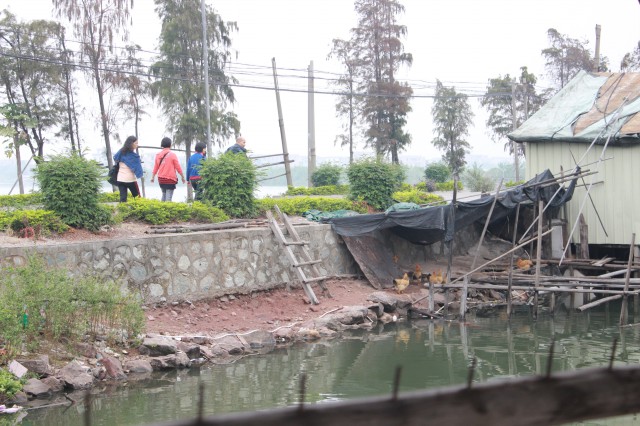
[225,136,248,154]
[187,141,207,201]
[113,135,144,203]
[150,137,186,202]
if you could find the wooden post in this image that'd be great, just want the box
[579,214,589,260]
[619,233,636,326]
[507,203,520,318]
[533,199,544,319]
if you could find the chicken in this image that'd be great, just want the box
[429,269,444,285]
[411,264,423,283]
[394,273,410,294]
[517,258,533,271]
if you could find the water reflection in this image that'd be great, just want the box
[22,303,640,426]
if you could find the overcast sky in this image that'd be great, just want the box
[1,0,639,166]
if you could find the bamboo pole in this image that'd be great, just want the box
[579,294,623,311]
[533,199,544,319]
[507,203,521,318]
[620,233,636,326]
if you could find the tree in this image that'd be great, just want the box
[151,0,239,175]
[480,67,545,159]
[347,0,413,163]
[541,28,606,92]
[52,0,135,170]
[430,80,474,177]
[620,41,640,71]
[0,11,70,160]
[328,38,361,164]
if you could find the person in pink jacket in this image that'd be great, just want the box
[150,137,186,202]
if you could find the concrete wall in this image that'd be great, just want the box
[0,224,358,304]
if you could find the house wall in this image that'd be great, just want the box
[526,142,640,246]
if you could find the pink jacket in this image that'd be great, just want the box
[152,149,183,183]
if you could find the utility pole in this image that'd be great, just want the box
[594,24,602,72]
[201,0,212,157]
[511,82,520,182]
[272,58,293,187]
[307,61,316,187]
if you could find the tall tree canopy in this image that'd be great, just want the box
[620,41,640,71]
[541,28,606,92]
[0,11,70,160]
[341,0,413,164]
[52,0,135,169]
[431,80,473,176]
[151,0,239,163]
[480,66,545,157]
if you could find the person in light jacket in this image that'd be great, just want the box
[113,135,144,203]
[150,137,185,202]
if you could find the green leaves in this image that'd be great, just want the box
[311,163,343,187]
[116,198,228,225]
[347,158,401,211]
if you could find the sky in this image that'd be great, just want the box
[1,0,639,168]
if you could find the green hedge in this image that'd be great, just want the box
[0,193,43,209]
[257,197,368,216]
[435,180,463,191]
[0,209,69,235]
[392,189,446,206]
[285,184,349,196]
[115,199,229,225]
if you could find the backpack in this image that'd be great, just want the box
[107,162,120,185]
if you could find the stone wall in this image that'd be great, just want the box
[0,224,358,304]
[0,222,482,304]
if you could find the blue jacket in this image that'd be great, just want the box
[225,143,247,154]
[187,152,205,180]
[113,149,144,178]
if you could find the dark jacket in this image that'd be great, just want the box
[113,149,144,178]
[187,152,205,180]
[225,143,247,154]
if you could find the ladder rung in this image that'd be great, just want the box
[283,240,309,246]
[293,260,322,267]
[303,276,327,283]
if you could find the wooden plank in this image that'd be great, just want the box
[293,260,322,267]
[593,257,616,267]
[283,241,310,246]
[160,365,640,426]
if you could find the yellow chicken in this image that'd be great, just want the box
[429,269,444,285]
[517,258,533,270]
[394,273,410,294]
[411,264,423,284]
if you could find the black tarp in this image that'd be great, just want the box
[327,169,577,246]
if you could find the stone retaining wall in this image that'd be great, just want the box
[0,224,357,303]
[0,222,482,304]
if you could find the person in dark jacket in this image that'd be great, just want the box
[113,135,144,202]
[187,141,207,201]
[225,136,247,154]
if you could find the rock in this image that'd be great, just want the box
[210,335,246,356]
[274,327,294,342]
[176,342,201,360]
[243,330,276,350]
[16,356,51,377]
[8,360,28,379]
[190,336,212,345]
[23,378,52,398]
[149,353,191,370]
[368,292,413,312]
[124,359,153,374]
[8,391,28,404]
[58,361,94,390]
[219,296,229,303]
[101,356,127,381]
[74,342,98,358]
[139,337,177,356]
[228,295,236,300]
[41,376,64,393]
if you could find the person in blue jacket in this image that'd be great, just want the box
[113,135,144,202]
[187,141,206,201]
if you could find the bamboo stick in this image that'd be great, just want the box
[534,199,544,319]
[620,233,636,326]
[507,203,520,318]
[578,294,623,311]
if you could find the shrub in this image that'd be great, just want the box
[34,153,112,231]
[505,180,525,188]
[415,179,437,192]
[347,158,401,211]
[0,256,144,358]
[285,184,349,196]
[199,153,258,218]
[311,163,342,187]
[257,197,368,216]
[0,210,68,236]
[462,164,496,192]
[0,193,43,209]
[0,369,22,403]
[425,162,451,183]
[392,189,446,206]
[116,198,228,225]
[435,180,463,191]
[98,191,120,203]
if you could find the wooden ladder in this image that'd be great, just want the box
[266,205,330,305]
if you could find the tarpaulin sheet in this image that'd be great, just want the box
[327,169,577,246]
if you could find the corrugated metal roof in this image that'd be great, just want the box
[509,71,640,144]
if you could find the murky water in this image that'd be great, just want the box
[17,303,640,426]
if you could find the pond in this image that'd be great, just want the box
[18,302,640,426]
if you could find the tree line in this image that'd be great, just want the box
[1,0,639,194]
